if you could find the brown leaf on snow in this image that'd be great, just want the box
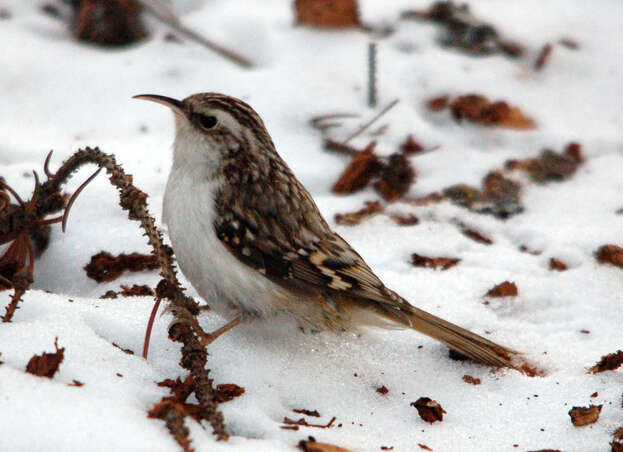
[588,350,623,374]
[549,258,568,271]
[595,245,623,269]
[332,143,380,194]
[611,427,623,452]
[84,251,161,282]
[433,94,535,129]
[462,375,481,385]
[295,0,360,28]
[374,153,416,202]
[334,201,383,225]
[298,436,352,452]
[25,337,65,378]
[215,383,245,402]
[411,397,446,424]
[485,281,518,298]
[411,253,460,271]
[568,404,602,427]
[506,142,583,183]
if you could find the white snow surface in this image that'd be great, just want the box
[1,1,622,451]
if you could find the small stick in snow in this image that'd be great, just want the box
[342,98,399,144]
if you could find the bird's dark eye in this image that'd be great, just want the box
[197,114,218,130]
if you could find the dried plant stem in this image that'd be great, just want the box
[40,147,228,440]
[138,0,253,68]
[342,98,399,144]
[368,42,377,108]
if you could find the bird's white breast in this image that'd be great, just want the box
[162,164,291,320]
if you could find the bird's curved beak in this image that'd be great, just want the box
[133,94,184,115]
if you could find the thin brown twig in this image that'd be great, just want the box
[138,1,253,68]
[342,98,399,144]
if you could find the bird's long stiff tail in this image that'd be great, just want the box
[382,299,519,369]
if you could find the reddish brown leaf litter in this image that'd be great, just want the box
[535,43,553,70]
[375,153,416,202]
[588,350,623,374]
[215,383,245,402]
[595,245,623,269]
[69,379,84,387]
[427,96,449,111]
[381,447,395,451]
[549,258,568,271]
[293,409,321,417]
[506,142,583,183]
[519,245,542,256]
[297,436,353,452]
[401,2,522,57]
[611,427,623,452]
[25,337,64,378]
[84,251,160,282]
[376,385,389,395]
[462,375,481,385]
[411,253,460,271]
[148,401,193,452]
[418,444,432,451]
[445,94,535,129]
[401,135,424,155]
[390,214,419,226]
[112,342,134,355]
[295,0,360,28]
[411,397,446,424]
[461,226,493,245]
[283,416,336,430]
[334,201,383,226]
[121,284,154,297]
[568,404,602,427]
[71,0,148,46]
[332,143,380,194]
[486,281,518,298]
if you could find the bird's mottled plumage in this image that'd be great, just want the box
[136,92,519,369]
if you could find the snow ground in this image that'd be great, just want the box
[0,1,622,451]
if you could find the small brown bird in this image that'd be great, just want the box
[134,92,518,369]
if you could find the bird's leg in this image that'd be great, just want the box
[200,315,241,346]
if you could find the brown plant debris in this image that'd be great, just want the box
[375,153,416,202]
[332,143,380,194]
[390,214,419,226]
[444,171,523,219]
[70,0,149,46]
[595,245,623,269]
[25,337,65,378]
[611,427,623,452]
[69,379,84,387]
[401,135,424,155]
[121,284,154,297]
[559,38,579,49]
[462,375,481,385]
[283,416,337,430]
[485,281,518,298]
[411,397,446,423]
[460,226,493,245]
[112,342,134,355]
[535,43,553,70]
[506,142,583,183]
[41,4,61,18]
[427,96,449,111]
[215,383,245,403]
[418,444,432,451]
[293,409,321,417]
[46,147,226,439]
[335,201,383,226]
[439,94,535,129]
[588,350,623,374]
[148,401,193,452]
[84,251,160,282]
[568,404,602,427]
[549,258,568,271]
[411,253,460,271]
[401,2,523,57]
[376,385,389,395]
[298,436,353,452]
[295,0,360,28]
